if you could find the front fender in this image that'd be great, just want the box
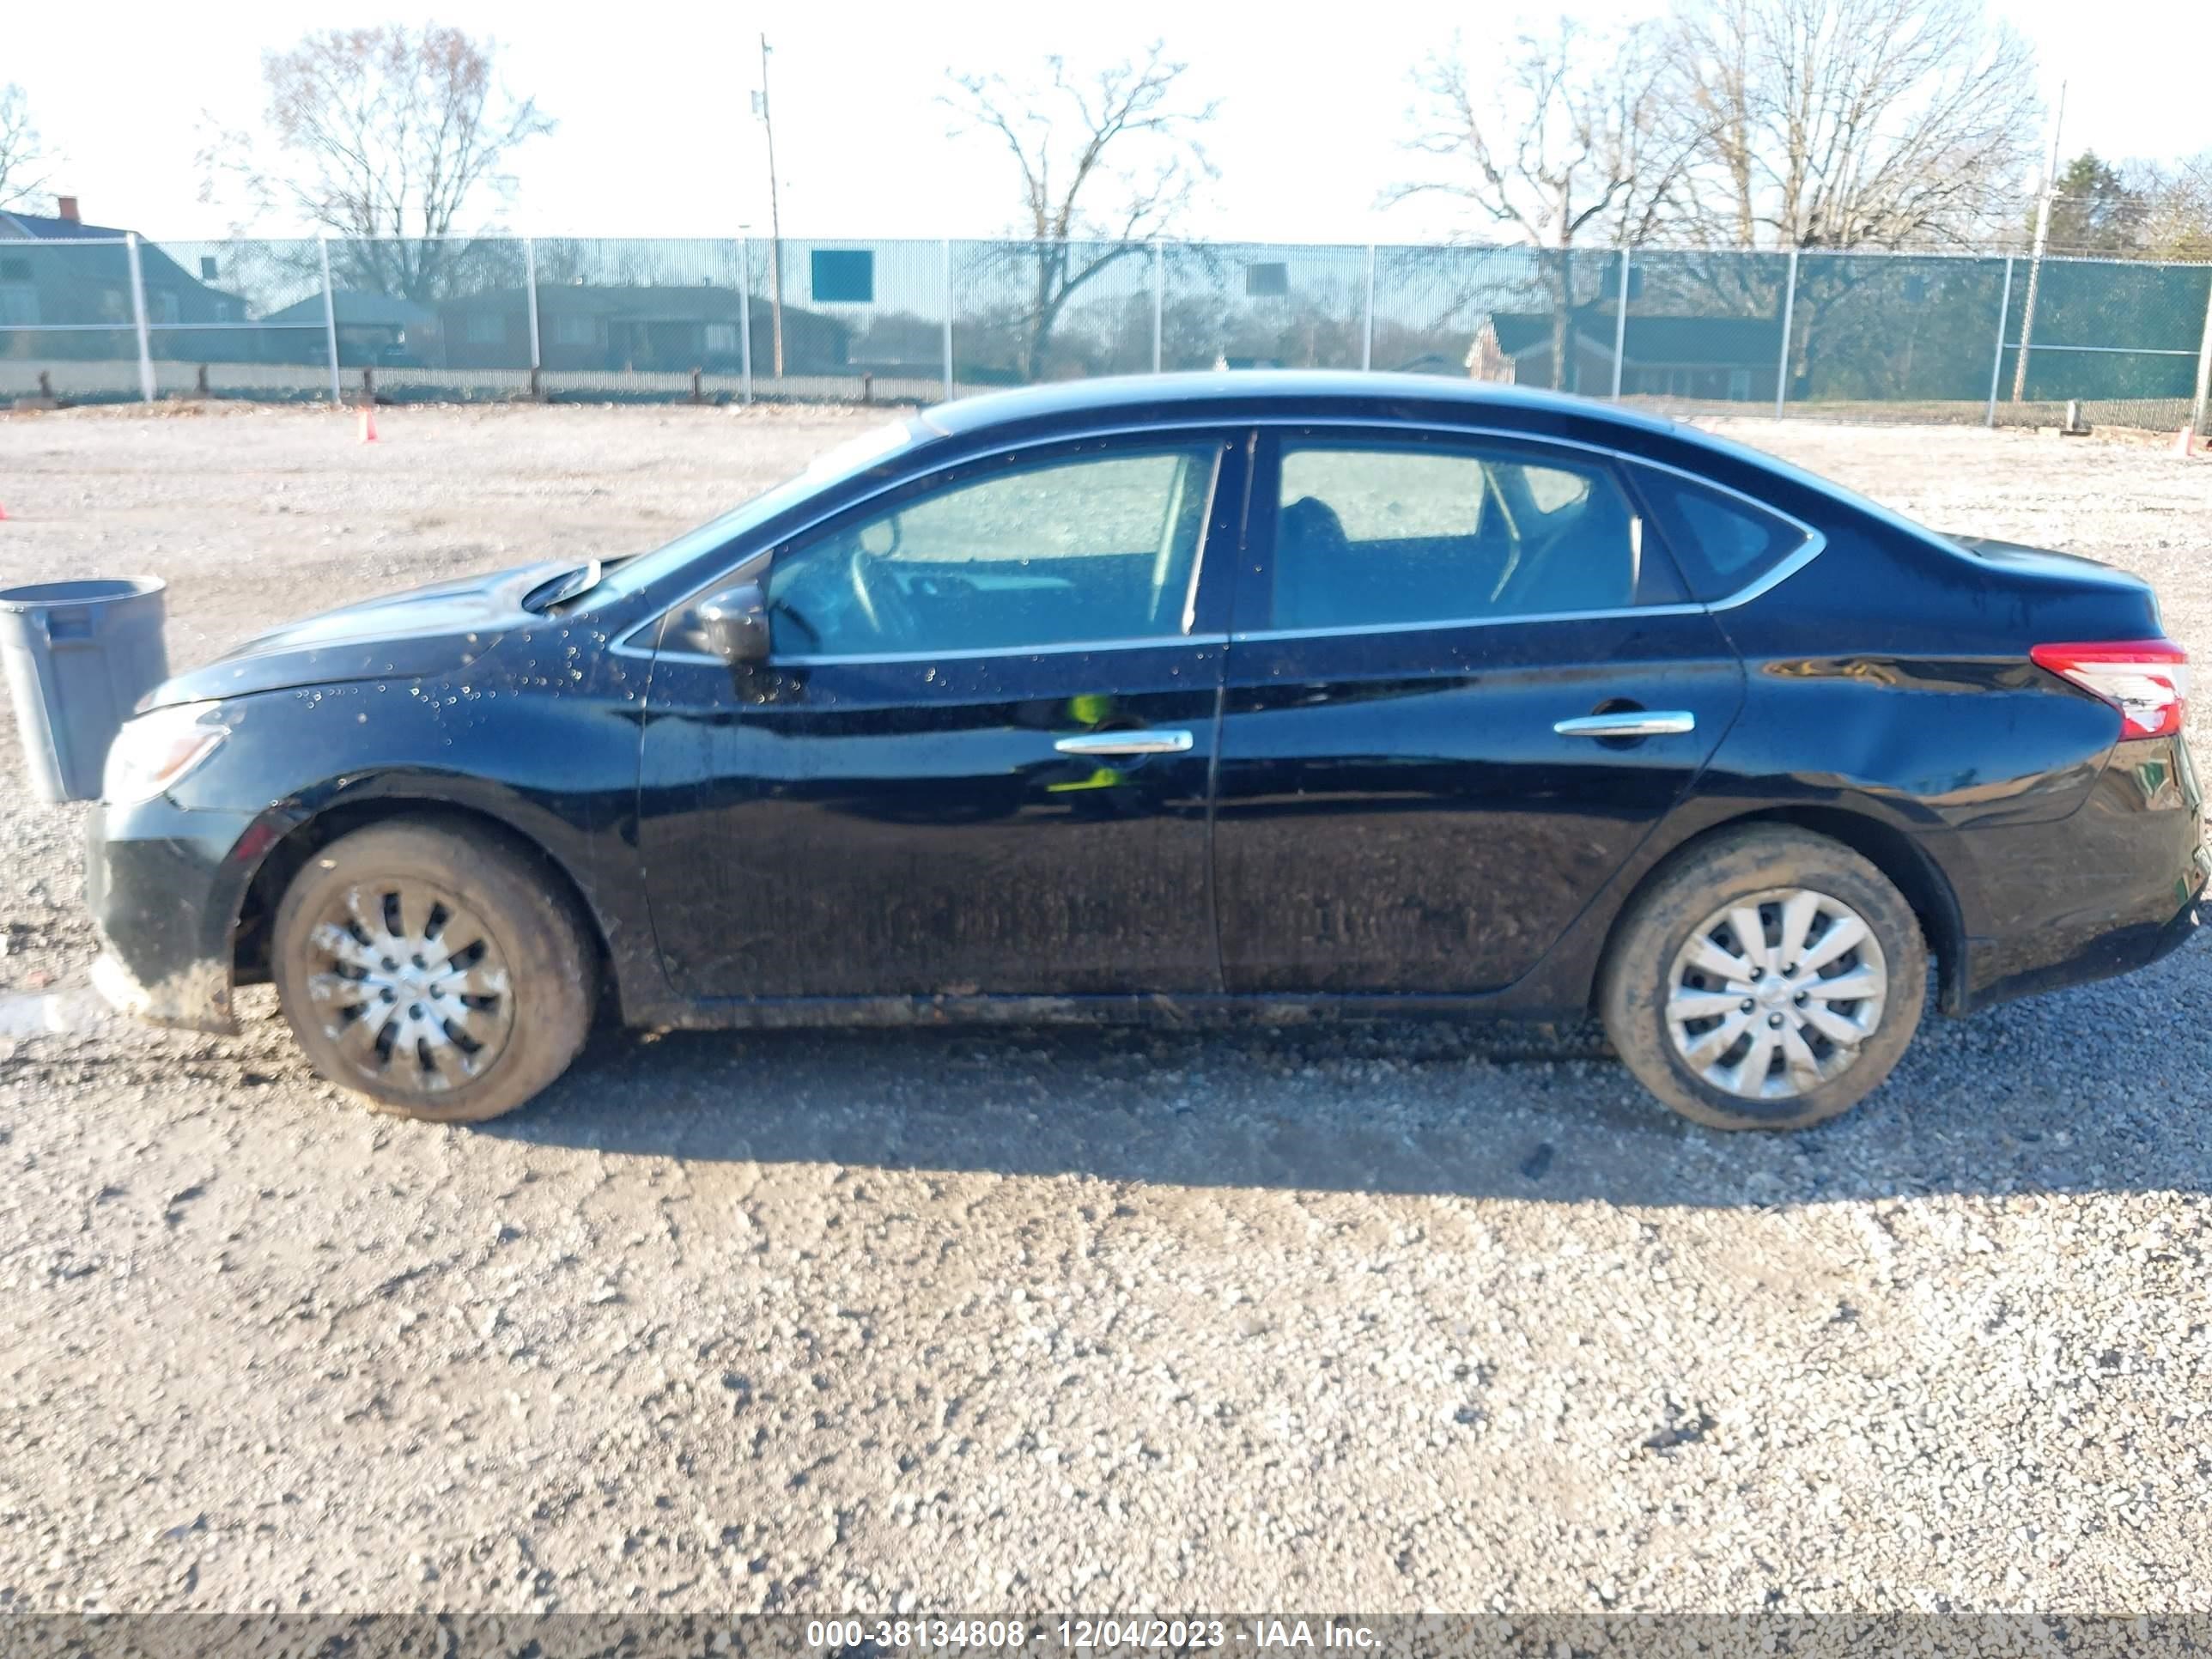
[149,666,653,1013]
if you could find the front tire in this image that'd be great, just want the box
[271,817,596,1123]
[1598,826,1926,1131]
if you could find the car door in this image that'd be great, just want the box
[638,429,1248,1000]
[1212,425,1746,995]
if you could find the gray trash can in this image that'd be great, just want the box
[0,578,169,804]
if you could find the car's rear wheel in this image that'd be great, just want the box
[270,818,595,1123]
[1598,826,1926,1131]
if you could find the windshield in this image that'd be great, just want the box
[570,416,931,605]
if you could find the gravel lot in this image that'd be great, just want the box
[3,402,2211,1617]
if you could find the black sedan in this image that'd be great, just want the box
[86,373,2206,1130]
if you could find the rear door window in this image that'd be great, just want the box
[1266,438,1675,631]
[1631,465,1812,600]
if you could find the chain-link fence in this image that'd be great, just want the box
[5,233,2209,432]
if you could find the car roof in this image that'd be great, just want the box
[921,370,1687,440]
[911,371,1906,535]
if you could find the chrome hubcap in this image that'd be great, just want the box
[303,879,515,1095]
[1665,887,1888,1101]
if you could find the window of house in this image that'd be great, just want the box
[1270,441,1666,630]
[550,314,594,347]
[703,323,739,354]
[465,312,505,345]
[146,289,179,325]
[1727,368,1753,401]
[731,445,1219,659]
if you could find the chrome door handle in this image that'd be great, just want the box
[1053,729,1194,756]
[1553,710,1697,738]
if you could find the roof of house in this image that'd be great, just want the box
[441,284,850,337]
[1489,313,1779,368]
[264,290,439,329]
[1390,352,1465,376]
[0,210,133,241]
[0,217,246,315]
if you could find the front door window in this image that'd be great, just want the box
[763,446,1219,658]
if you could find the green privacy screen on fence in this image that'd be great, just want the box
[3,234,2206,430]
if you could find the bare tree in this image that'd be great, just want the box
[945,43,1218,380]
[197,24,554,301]
[1639,0,2039,400]
[1398,21,1694,251]
[0,83,56,211]
[1392,22,1698,387]
[1668,0,2039,250]
[2131,154,2212,263]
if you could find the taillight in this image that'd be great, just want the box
[2030,639,2191,740]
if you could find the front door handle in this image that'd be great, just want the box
[1053,729,1195,757]
[1553,710,1697,738]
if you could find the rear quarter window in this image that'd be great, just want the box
[1632,465,1811,601]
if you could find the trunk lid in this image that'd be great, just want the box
[1942,533,2167,641]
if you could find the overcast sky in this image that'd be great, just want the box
[14,0,2210,244]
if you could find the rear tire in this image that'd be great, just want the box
[271,817,596,1123]
[1598,826,1926,1131]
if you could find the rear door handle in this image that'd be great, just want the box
[1053,729,1194,756]
[1553,710,1697,738]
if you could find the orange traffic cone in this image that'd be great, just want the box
[358,404,379,444]
[2172,423,2197,459]
[0,501,9,520]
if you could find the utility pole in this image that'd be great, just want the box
[2011,79,2066,404]
[755,32,787,379]
[2192,270,2212,445]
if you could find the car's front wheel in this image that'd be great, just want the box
[1599,826,1926,1131]
[271,817,596,1122]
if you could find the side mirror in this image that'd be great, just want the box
[857,514,902,557]
[695,580,771,666]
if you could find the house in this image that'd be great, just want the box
[1479,312,1782,401]
[843,310,945,377]
[437,284,852,374]
[262,290,442,368]
[0,198,247,338]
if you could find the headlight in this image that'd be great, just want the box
[101,702,229,805]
